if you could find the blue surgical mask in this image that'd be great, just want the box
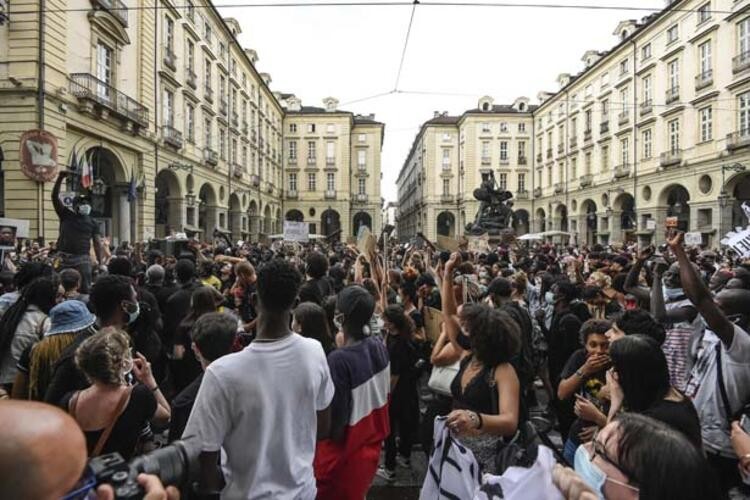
[545,291,555,305]
[574,444,639,499]
[77,204,92,216]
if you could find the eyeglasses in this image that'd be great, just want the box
[590,432,640,494]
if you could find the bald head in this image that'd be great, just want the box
[0,401,87,499]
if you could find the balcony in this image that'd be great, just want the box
[219,98,228,116]
[91,0,128,27]
[536,153,543,163]
[614,163,631,179]
[441,194,455,203]
[660,150,683,168]
[307,157,316,166]
[546,148,553,159]
[355,193,368,203]
[579,174,593,188]
[518,156,528,166]
[232,163,243,178]
[286,189,298,199]
[69,73,149,128]
[600,121,609,134]
[162,125,183,149]
[516,190,529,200]
[325,190,336,200]
[557,144,564,155]
[727,131,750,151]
[203,148,218,166]
[554,182,564,194]
[163,47,177,71]
[357,163,367,172]
[533,187,542,198]
[288,155,297,165]
[618,111,630,126]
[481,156,491,165]
[186,68,197,90]
[733,51,750,74]
[665,86,680,105]
[695,70,713,91]
[326,157,336,166]
[204,85,214,103]
[250,174,260,187]
[640,99,652,117]
[569,138,577,150]
[499,156,510,166]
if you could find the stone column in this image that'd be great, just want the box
[230,210,243,241]
[653,207,669,245]
[718,197,734,241]
[249,215,259,242]
[167,196,186,233]
[610,210,623,244]
[204,205,220,237]
[118,190,131,245]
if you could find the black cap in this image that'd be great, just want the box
[415,274,436,288]
[336,285,375,324]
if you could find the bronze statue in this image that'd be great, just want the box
[466,171,515,235]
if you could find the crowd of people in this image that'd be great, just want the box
[1,185,750,499]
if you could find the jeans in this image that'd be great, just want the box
[563,437,579,466]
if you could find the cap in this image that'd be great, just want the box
[415,274,436,288]
[47,300,96,336]
[336,285,375,323]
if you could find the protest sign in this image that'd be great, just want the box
[684,232,703,246]
[283,221,309,242]
[423,307,443,343]
[722,227,750,258]
[467,233,490,253]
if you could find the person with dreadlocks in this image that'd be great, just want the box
[0,275,61,392]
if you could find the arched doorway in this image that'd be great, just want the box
[437,211,456,237]
[229,193,242,240]
[581,199,598,245]
[353,211,372,236]
[613,192,636,243]
[321,209,341,239]
[198,184,217,239]
[555,204,569,232]
[69,147,129,243]
[155,169,182,237]
[285,209,304,222]
[513,209,529,235]
[535,208,546,233]
[661,185,690,232]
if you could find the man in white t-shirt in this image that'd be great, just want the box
[184,259,334,499]
[669,232,750,496]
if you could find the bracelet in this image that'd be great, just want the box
[476,412,484,430]
[467,411,480,430]
[575,369,585,378]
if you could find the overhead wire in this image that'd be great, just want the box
[393,0,419,91]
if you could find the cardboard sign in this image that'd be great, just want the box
[685,232,703,246]
[283,221,309,242]
[723,228,750,258]
[467,234,490,253]
[20,129,59,182]
[665,217,678,228]
[357,226,377,257]
[423,307,443,343]
[436,235,460,252]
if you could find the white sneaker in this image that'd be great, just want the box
[376,466,396,482]
[396,455,412,469]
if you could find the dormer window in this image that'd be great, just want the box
[621,29,629,39]
[519,103,526,111]
[482,102,490,111]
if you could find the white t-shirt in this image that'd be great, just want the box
[685,324,750,456]
[184,333,335,499]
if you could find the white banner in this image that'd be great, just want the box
[684,232,703,246]
[283,221,309,242]
[723,228,750,258]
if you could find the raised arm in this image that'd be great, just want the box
[441,252,463,353]
[624,248,652,305]
[51,171,69,217]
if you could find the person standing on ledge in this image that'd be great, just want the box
[52,171,104,294]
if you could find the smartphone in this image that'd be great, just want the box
[741,414,750,434]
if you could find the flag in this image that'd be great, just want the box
[127,170,137,202]
[80,151,92,189]
[69,148,79,173]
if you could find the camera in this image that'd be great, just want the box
[88,440,199,499]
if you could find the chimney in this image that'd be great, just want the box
[433,111,440,118]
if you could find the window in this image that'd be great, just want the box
[517,141,526,160]
[518,123,526,132]
[641,43,652,61]
[667,24,679,44]
[700,106,713,142]
[499,122,508,133]
[668,118,680,153]
[547,166,553,186]
[601,146,609,170]
[307,141,316,159]
[740,92,750,136]
[96,42,113,92]
[585,152,592,175]
[326,123,335,134]
[585,85,593,98]
[499,141,508,161]
[288,141,297,160]
[699,40,712,76]
[642,75,652,103]
[481,123,491,133]
[668,59,680,90]
[326,141,335,161]
[518,172,526,192]
[571,157,578,178]
[600,73,609,89]
[498,173,507,190]
[288,173,297,191]
[187,40,195,72]
[602,99,609,121]
[204,21,212,45]
[358,150,366,167]
[204,118,212,148]
[163,89,174,127]
[231,138,238,163]
[219,42,226,59]
[242,146,247,167]
[358,178,366,195]
[289,123,297,133]
[204,60,212,90]
[697,2,711,24]
[307,173,316,191]
[481,141,490,158]
[620,58,629,76]
[186,104,195,142]
[442,148,450,166]
[327,172,335,192]
[620,88,628,112]
[620,138,629,165]
[570,117,577,137]
[219,128,226,159]
[442,178,450,195]
[307,123,316,133]
[187,0,195,21]
[359,134,367,142]
[642,129,652,159]
[740,17,750,56]
[585,110,592,131]
[165,16,174,51]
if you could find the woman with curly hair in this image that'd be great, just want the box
[441,253,522,473]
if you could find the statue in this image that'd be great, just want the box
[466,171,515,236]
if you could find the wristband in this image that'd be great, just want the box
[476,412,484,430]
[575,369,585,378]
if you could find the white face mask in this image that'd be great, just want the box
[77,204,92,216]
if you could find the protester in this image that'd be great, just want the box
[292,301,335,355]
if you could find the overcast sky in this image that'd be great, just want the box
[217,0,666,202]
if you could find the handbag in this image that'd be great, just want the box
[428,360,460,396]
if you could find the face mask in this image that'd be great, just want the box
[77,204,92,216]
[574,445,606,499]
[457,329,472,350]
[124,302,140,324]
[662,285,684,302]
[545,291,556,305]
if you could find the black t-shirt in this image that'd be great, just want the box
[643,397,702,448]
[62,384,157,460]
[560,349,607,443]
[57,211,99,255]
[386,333,418,404]
[408,309,424,330]
[169,373,203,442]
